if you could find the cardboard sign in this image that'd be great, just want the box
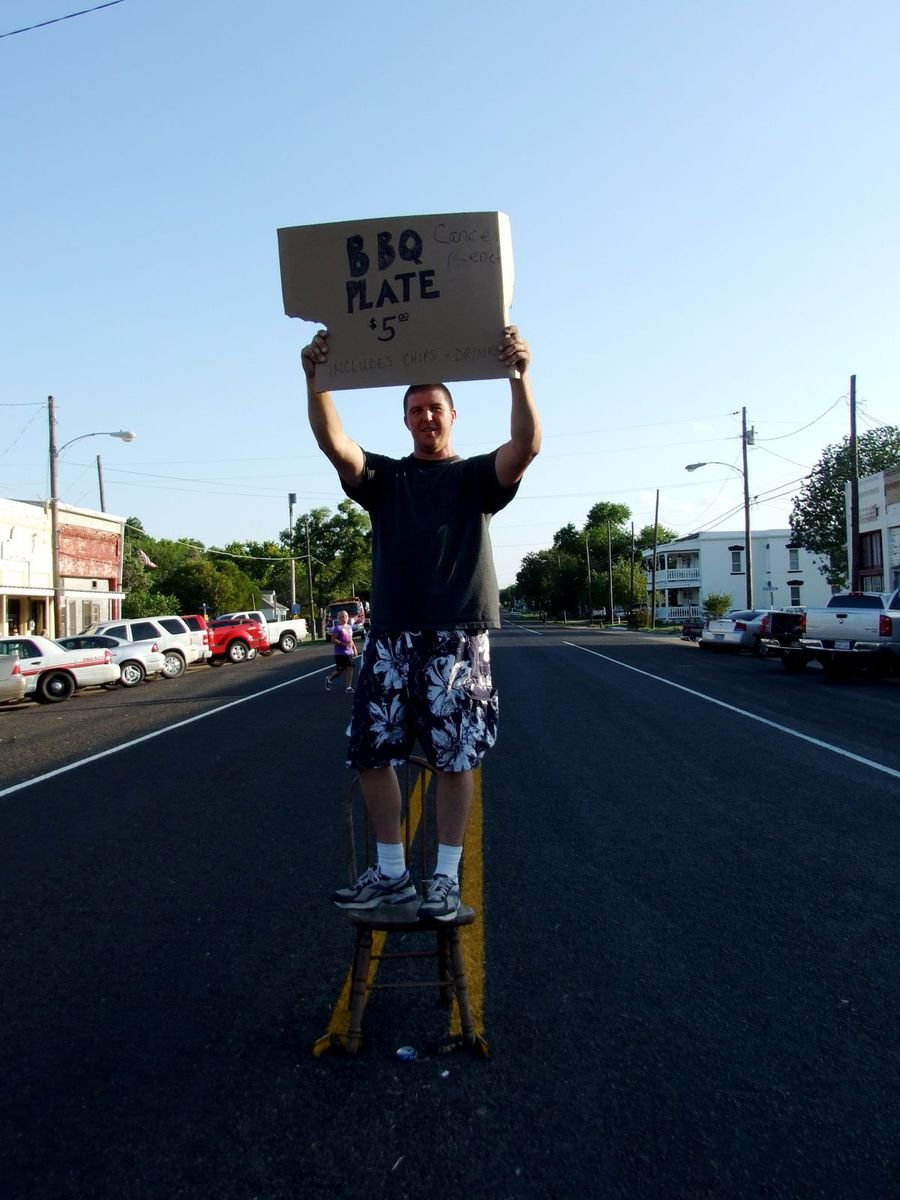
[277,211,515,391]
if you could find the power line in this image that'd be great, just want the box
[757,395,846,443]
[0,0,126,40]
[755,445,814,470]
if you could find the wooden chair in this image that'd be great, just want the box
[313,756,488,1057]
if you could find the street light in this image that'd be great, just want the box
[48,394,137,637]
[685,454,753,608]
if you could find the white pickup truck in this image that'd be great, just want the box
[793,590,900,677]
[217,611,309,653]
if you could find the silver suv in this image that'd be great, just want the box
[82,615,206,678]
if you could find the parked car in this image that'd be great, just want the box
[699,608,771,654]
[771,590,900,677]
[215,610,308,651]
[325,599,367,637]
[0,654,27,704]
[82,616,204,678]
[681,614,706,640]
[206,616,270,664]
[57,634,165,688]
[161,613,210,662]
[0,635,120,702]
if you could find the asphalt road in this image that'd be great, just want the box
[2,626,898,1199]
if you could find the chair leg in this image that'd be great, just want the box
[437,931,453,1007]
[446,927,476,1044]
[346,928,373,1053]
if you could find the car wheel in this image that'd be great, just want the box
[227,640,250,663]
[36,670,76,703]
[209,655,224,667]
[751,638,766,657]
[119,661,146,687]
[279,631,298,652]
[162,650,186,678]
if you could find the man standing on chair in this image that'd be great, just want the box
[302,325,541,922]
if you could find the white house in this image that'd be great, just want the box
[1,496,126,637]
[851,465,900,592]
[642,529,831,622]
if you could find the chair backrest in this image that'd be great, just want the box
[342,756,438,893]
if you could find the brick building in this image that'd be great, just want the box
[1,497,126,637]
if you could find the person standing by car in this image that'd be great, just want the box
[325,609,357,693]
[302,324,541,922]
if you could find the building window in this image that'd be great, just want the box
[788,548,800,571]
[790,585,801,606]
[730,549,743,574]
[860,531,884,591]
[860,531,883,569]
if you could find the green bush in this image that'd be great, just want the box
[702,592,734,619]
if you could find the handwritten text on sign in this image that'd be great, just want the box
[277,212,515,391]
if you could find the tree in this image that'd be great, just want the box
[585,501,631,529]
[170,559,257,615]
[702,592,734,618]
[123,587,181,618]
[789,426,900,587]
[635,523,680,551]
[219,539,291,604]
[312,500,372,601]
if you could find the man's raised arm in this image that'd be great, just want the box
[302,330,365,487]
[494,326,542,489]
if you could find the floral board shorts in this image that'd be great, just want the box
[346,630,499,772]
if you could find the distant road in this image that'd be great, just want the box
[3,629,898,1199]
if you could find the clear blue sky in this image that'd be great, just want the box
[2,0,897,587]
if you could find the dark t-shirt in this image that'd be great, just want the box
[342,449,518,632]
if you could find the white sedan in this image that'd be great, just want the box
[0,635,121,703]
[0,654,27,704]
[58,634,164,688]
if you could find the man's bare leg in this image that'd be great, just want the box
[358,765,403,843]
[435,769,473,846]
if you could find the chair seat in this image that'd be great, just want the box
[345,899,476,932]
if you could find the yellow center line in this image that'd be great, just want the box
[315,764,487,1053]
[450,765,485,1037]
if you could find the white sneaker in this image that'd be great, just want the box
[346,685,353,693]
[325,677,331,691]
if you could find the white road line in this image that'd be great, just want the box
[566,642,900,782]
[0,667,329,800]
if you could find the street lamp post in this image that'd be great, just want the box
[685,437,754,608]
[48,395,136,637]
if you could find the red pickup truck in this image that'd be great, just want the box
[206,616,270,664]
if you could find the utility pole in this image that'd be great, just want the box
[48,396,63,638]
[650,490,659,629]
[96,455,106,511]
[741,406,754,608]
[288,493,297,609]
[607,520,614,625]
[848,375,860,591]
[305,520,316,639]
[585,531,593,624]
[629,521,635,621]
